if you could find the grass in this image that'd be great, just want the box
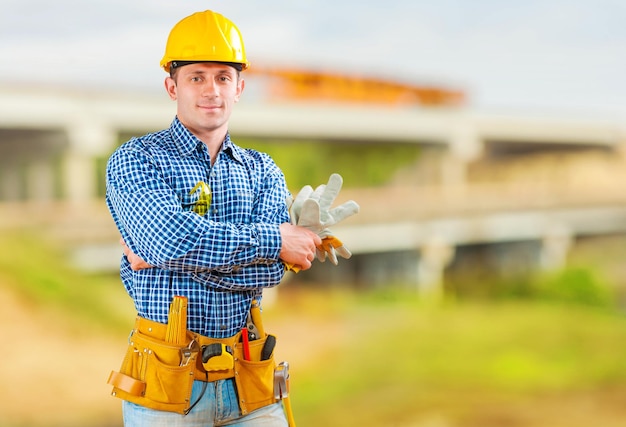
[267,289,626,426]
[3,233,626,426]
[0,232,132,332]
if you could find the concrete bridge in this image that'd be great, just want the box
[2,83,626,291]
[1,83,622,201]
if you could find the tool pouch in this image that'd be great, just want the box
[233,334,278,415]
[107,329,197,415]
[107,317,279,416]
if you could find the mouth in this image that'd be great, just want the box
[198,104,221,111]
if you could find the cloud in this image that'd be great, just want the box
[1,0,625,117]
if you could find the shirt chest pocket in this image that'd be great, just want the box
[180,193,202,214]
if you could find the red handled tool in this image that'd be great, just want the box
[241,328,251,361]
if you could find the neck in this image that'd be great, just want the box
[181,120,227,164]
[198,132,226,165]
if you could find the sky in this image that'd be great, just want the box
[2,0,626,120]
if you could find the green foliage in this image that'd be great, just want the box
[533,268,616,307]
[447,263,617,309]
[498,267,617,308]
[280,289,626,426]
[3,233,625,426]
[94,155,108,198]
[99,136,422,193]
[238,138,421,189]
[0,232,132,331]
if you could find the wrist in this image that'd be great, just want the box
[256,223,283,261]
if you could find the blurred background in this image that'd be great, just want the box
[2,1,626,426]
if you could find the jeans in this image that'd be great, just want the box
[122,379,288,427]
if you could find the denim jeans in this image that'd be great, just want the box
[122,379,288,426]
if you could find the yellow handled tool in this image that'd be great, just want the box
[202,343,234,371]
[274,362,295,427]
[165,295,187,344]
[250,299,265,338]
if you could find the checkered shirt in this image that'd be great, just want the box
[106,117,288,338]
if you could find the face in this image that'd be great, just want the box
[164,62,244,140]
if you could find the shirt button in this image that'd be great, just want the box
[212,208,218,214]
[220,324,227,330]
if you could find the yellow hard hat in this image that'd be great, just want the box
[160,10,249,73]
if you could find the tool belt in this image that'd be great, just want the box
[107,315,277,415]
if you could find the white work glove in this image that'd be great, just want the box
[289,173,359,228]
[286,173,359,268]
[299,199,354,264]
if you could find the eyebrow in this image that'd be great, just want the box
[187,68,236,77]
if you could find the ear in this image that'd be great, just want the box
[164,76,177,101]
[234,78,245,103]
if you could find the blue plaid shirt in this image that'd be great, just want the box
[106,117,288,338]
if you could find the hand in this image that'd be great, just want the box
[120,237,154,271]
[279,223,321,271]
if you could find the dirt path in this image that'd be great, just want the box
[0,285,338,427]
[0,284,128,427]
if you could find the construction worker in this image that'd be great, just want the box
[105,9,322,426]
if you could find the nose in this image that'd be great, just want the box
[202,80,219,98]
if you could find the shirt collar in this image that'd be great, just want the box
[170,117,198,156]
[169,117,244,164]
[222,133,245,164]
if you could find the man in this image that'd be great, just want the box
[106,10,320,426]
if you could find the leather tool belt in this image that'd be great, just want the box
[107,316,277,415]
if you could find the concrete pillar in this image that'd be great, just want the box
[63,121,117,202]
[25,158,55,201]
[66,121,116,156]
[540,225,572,270]
[417,235,455,298]
[0,163,21,201]
[61,151,96,202]
[443,116,483,188]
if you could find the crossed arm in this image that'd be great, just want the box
[108,147,321,275]
[120,222,320,272]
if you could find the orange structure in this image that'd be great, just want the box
[247,66,465,107]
